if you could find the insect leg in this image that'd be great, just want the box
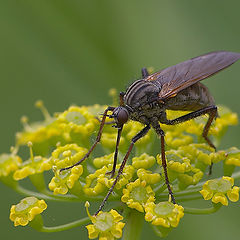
[106,126,123,178]
[95,124,151,215]
[60,106,115,172]
[164,105,217,148]
[141,68,149,78]
[163,105,218,174]
[151,120,176,204]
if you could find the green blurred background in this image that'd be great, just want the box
[1,0,240,239]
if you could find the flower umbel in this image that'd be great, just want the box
[85,201,125,240]
[1,101,240,239]
[145,201,184,228]
[200,176,240,205]
[9,197,47,226]
[121,179,155,212]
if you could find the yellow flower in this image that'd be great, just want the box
[157,150,191,173]
[85,202,125,240]
[123,121,154,147]
[178,143,218,167]
[99,164,135,190]
[13,143,51,180]
[48,165,83,195]
[0,153,22,177]
[16,101,63,152]
[200,176,240,205]
[132,153,156,169]
[145,201,184,228]
[83,167,108,196]
[9,197,47,227]
[121,179,155,212]
[101,132,125,150]
[93,153,115,169]
[137,168,161,185]
[57,105,99,140]
[177,167,203,190]
[210,105,238,137]
[224,147,240,166]
[51,143,88,169]
[165,131,193,149]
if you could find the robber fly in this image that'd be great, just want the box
[61,51,240,215]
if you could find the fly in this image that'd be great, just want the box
[61,51,240,215]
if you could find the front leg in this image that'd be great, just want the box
[60,106,115,172]
[95,124,151,215]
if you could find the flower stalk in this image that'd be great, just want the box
[122,209,144,240]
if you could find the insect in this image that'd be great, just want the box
[61,51,240,215]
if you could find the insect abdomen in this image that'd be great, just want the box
[165,82,215,111]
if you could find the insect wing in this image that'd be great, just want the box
[146,51,240,100]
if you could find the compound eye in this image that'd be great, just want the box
[117,109,129,125]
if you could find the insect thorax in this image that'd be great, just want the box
[124,80,160,109]
[123,80,166,125]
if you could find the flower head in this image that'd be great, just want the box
[49,165,83,194]
[224,147,240,166]
[145,201,184,228]
[83,167,108,196]
[57,105,99,143]
[165,132,193,149]
[132,153,156,169]
[9,197,47,226]
[157,150,191,173]
[13,142,51,180]
[137,168,161,185]
[16,101,62,155]
[93,153,114,169]
[177,167,203,190]
[99,164,135,190]
[0,152,22,177]
[85,202,125,240]
[200,176,240,205]
[51,143,88,169]
[121,179,155,212]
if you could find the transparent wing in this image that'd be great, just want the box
[146,51,240,100]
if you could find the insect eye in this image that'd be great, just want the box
[117,109,129,125]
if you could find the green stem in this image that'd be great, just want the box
[122,209,144,240]
[183,203,222,215]
[14,185,79,202]
[30,215,90,232]
[232,171,240,179]
[13,184,119,202]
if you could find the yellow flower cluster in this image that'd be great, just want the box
[145,201,184,228]
[224,147,240,166]
[121,179,155,212]
[49,165,83,194]
[132,153,156,169]
[85,202,125,240]
[83,163,135,196]
[57,105,99,142]
[83,167,108,196]
[0,153,22,177]
[13,142,51,180]
[200,176,239,205]
[51,143,88,169]
[9,197,47,226]
[2,101,240,238]
[16,101,62,155]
